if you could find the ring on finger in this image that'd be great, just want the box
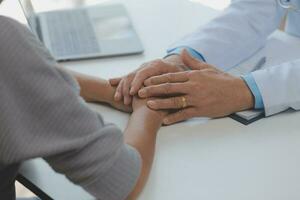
[181,96,187,108]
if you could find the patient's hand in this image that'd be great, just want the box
[132,96,148,112]
[108,94,133,113]
[132,96,167,119]
[70,69,133,113]
[101,83,133,113]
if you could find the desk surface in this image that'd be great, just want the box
[2,0,300,200]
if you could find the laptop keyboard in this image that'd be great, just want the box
[45,9,100,58]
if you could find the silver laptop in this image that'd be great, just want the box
[19,0,144,61]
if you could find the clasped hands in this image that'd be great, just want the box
[109,50,254,125]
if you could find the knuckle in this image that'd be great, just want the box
[145,68,155,76]
[155,59,164,64]
[153,59,167,72]
[125,72,133,78]
[135,71,145,81]
[146,77,154,85]
[166,73,172,82]
[128,73,135,79]
[146,87,153,95]
[152,77,160,85]
[154,100,163,108]
[152,59,163,67]
[140,61,151,68]
[164,83,172,93]
[140,68,152,78]
[172,97,178,107]
[135,70,142,77]
[186,71,194,78]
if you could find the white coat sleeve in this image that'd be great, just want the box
[251,59,300,116]
[169,0,285,71]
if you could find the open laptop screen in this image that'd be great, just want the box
[18,0,39,36]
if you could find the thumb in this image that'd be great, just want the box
[181,49,210,70]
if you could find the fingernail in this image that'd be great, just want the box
[114,92,120,100]
[139,89,146,97]
[147,100,156,108]
[163,118,169,124]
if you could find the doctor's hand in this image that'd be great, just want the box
[109,54,201,106]
[138,50,255,125]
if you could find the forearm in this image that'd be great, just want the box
[66,69,114,103]
[125,106,163,199]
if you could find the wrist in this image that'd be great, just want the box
[71,69,115,104]
[84,79,114,104]
[101,81,115,104]
[133,105,165,125]
[236,78,255,110]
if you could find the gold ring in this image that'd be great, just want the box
[181,97,187,108]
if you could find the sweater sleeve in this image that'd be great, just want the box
[0,16,141,200]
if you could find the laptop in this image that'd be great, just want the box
[19,0,144,61]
